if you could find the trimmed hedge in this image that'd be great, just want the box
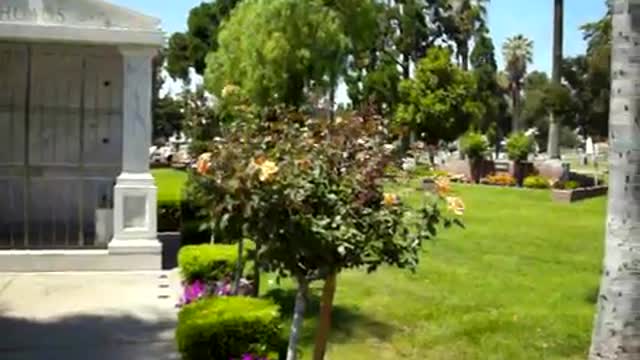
[176,297,285,360]
[178,244,239,282]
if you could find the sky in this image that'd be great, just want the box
[111,0,608,97]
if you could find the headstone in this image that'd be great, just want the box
[586,137,595,156]
[494,161,510,174]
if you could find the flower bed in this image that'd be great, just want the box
[552,186,608,203]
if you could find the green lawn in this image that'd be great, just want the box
[265,183,605,359]
[153,168,188,202]
[153,169,606,359]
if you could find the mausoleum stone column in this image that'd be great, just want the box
[109,46,160,256]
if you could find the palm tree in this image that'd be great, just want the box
[502,34,533,132]
[547,0,564,159]
[449,0,490,71]
[589,1,640,358]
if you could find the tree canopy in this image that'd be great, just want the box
[166,0,241,81]
[396,47,482,144]
[204,0,348,108]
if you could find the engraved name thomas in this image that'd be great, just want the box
[0,7,65,23]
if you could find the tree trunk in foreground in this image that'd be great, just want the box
[547,0,564,159]
[286,277,309,360]
[313,272,337,360]
[589,2,640,358]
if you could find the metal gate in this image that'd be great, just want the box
[0,43,123,249]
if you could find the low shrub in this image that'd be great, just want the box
[176,297,285,360]
[553,180,580,190]
[523,175,551,189]
[460,131,489,160]
[178,244,239,282]
[506,132,534,162]
[481,174,516,187]
[178,243,257,282]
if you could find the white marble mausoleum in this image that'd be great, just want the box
[0,0,164,271]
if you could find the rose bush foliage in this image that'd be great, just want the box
[191,110,463,280]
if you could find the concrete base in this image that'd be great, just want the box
[108,239,162,255]
[0,250,162,272]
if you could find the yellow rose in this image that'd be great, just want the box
[446,197,465,216]
[382,193,399,207]
[259,160,279,182]
[196,153,212,175]
[221,84,240,98]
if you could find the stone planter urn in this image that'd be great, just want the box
[469,158,483,184]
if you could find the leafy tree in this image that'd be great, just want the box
[444,0,490,71]
[344,0,451,115]
[396,47,483,147]
[204,0,348,109]
[166,0,242,81]
[153,97,184,142]
[471,32,506,128]
[181,86,220,156]
[520,71,576,149]
[502,34,534,132]
[152,50,184,141]
[192,112,463,360]
[521,71,551,130]
[561,6,611,139]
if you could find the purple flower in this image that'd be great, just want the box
[214,280,233,296]
[231,354,267,360]
[179,280,207,306]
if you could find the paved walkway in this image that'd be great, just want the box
[0,271,182,360]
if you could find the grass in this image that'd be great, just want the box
[153,168,607,358]
[152,168,188,202]
[264,182,606,359]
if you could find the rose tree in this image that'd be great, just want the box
[193,112,464,360]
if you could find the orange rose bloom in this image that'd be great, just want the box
[435,176,451,196]
[296,159,312,170]
[196,153,212,175]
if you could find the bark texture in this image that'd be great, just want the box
[590,1,640,358]
[313,272,337,360]
[286,277,309,360]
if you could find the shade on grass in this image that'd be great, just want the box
[265,183,605,359]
